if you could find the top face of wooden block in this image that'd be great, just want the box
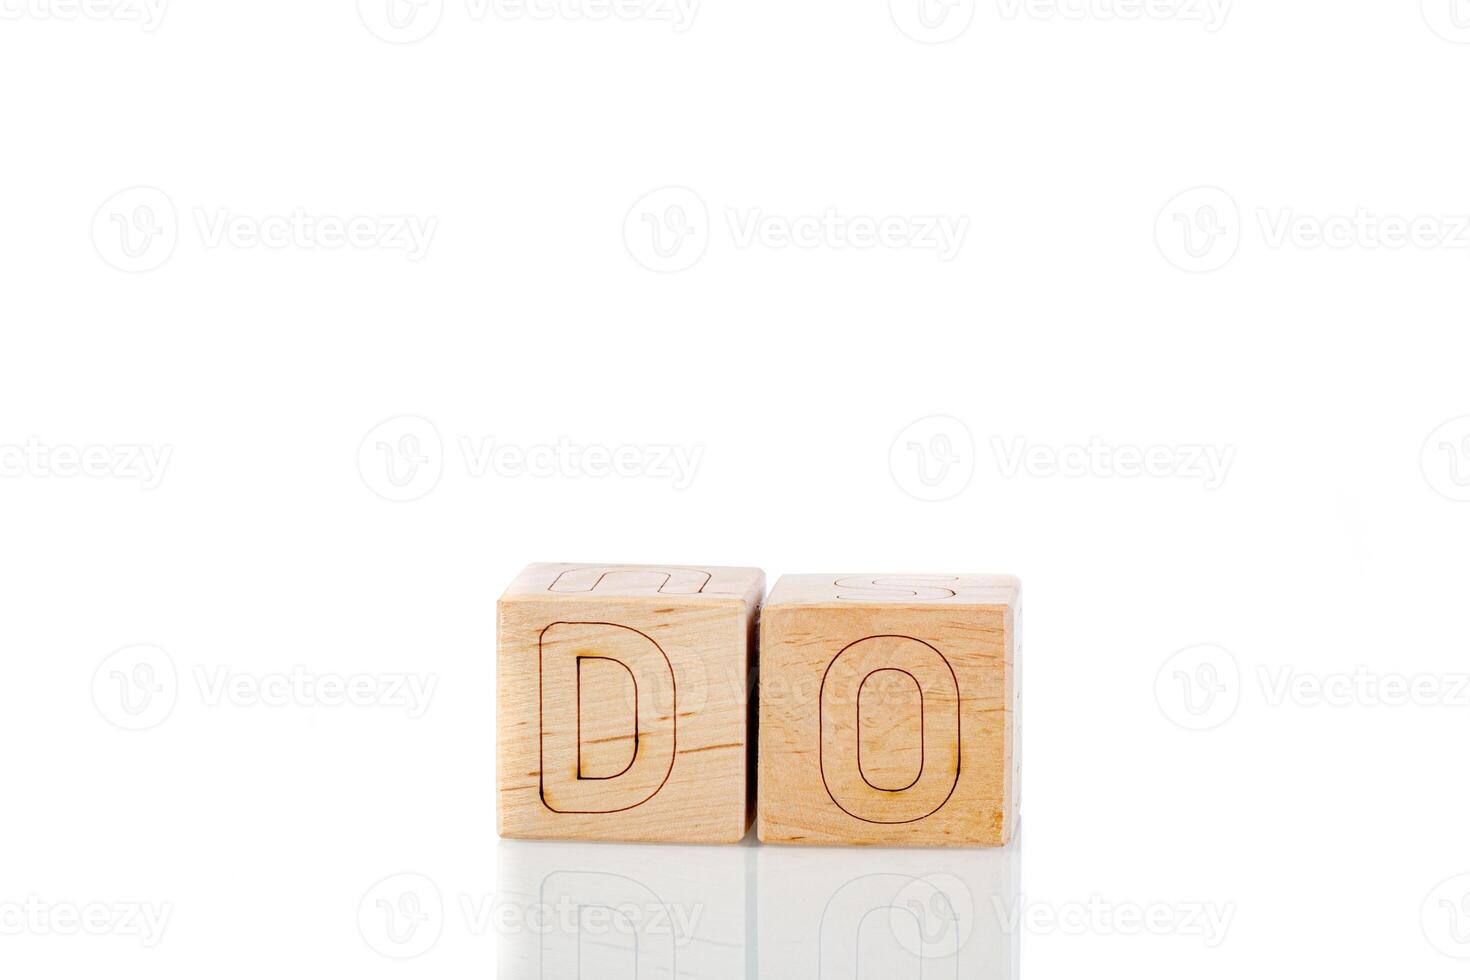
[501,563,764,604]
[766,573,1019,608]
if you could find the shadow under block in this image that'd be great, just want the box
[497,563,763,843]
[758,574,1020,847]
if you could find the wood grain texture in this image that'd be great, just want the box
[497,563,763,844]
[757,574,1020,847]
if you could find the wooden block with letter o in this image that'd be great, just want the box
[497,563,763,844]
[758,574,1020,847]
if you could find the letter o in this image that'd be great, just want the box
[819,635,961,824]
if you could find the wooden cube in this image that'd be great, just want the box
[758,574,1020,847]
[497,563,763,844]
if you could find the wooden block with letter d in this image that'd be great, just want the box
[497,563,763,844]
[758,574,1020,847]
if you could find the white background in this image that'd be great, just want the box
[4,0,1470,975]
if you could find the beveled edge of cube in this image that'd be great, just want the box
[497,816,753,846]
[755,807,1013,848]
[500,562,764,606]
[765,573,1020,609]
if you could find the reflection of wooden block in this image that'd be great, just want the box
[758,575,1020,847]
[756,841,1019,978]
[497,563,763,843]
[497,838,751,978]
